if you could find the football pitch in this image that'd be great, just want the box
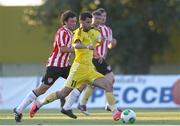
[0,108,180,125]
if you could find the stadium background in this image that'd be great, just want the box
[0,0,180,125]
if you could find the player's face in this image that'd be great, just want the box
[92,15,102,26]
[81,18,92,31]
[101,12,107,24]
[66,17,77,31]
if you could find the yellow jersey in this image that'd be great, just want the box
[72,27,101,65]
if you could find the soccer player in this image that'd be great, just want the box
[60,10,103,115]
[13,10,81,122]
[30,12,121,121]
[77,8,118,114]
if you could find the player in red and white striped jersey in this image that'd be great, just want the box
[95,24,112,59]
[95,9,117,60]
[13,10,80,122]
[46,25,73,68]
[77,8,119,114]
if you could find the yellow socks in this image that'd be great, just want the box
[41,92,58,106]
[80,85,93,105]
[105,92,116,112]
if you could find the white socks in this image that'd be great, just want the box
[16,91,37,114]
[63,89,80,110]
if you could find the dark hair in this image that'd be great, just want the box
[60,10,76,25]
[79,12,92,21]
[92,11,101,16]
[96,8,106,13]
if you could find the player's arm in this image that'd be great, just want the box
[73,40,94,50]
[107,27,117,49]
[95,32,102,47]
[60,46,74,53]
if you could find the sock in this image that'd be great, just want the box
[104,91,109,108]
[105,92,117,112]
[63,89,80,110]
[80,85,93,105]
[16,91,37,114]
[40,92,58,107]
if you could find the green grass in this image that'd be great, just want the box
[0,108,180,125]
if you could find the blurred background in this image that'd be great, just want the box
[0,0,180,110]
[0,0,179,76]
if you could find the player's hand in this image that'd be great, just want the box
[98,57,104,64]
[93,50,100,59]
[108,38,117,49]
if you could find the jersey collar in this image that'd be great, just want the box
[63,25,72,34]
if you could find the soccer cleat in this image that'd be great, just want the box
[61,109,77,119]
[13,108,23,122]
[29,101,40,118]
[105,105,122,112]
[77,104,90,116]
[112,110,122,121]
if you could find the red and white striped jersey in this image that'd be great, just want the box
[47,26,73,68]
[95,25,113,59]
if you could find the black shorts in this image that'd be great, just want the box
[92,58,112,75]
[42,66,71,85]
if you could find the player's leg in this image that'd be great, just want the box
[62,83,86,112]
[105,72,115,85]
[61,84,86,119]
[15,84,50,113]
[30,86,78,119]
[30,63,84,119]
[59,66,71,108]
[93,59,116,111]
[79,59,115,113]
[104,71,115,111]
[89,71,121,121]
[60,63,88,118]
[14,66,59,122]
[41,87,73,106]
[13,84,49,122]
[77,85,95,115]
[78,58,102,113]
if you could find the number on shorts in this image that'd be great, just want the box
[71,80,77,87]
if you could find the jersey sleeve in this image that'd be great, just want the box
[93,30,102,47]
[97,31,102,43]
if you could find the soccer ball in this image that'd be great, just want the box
[121,109,136,124]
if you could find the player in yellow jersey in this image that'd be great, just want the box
[29,12,121,121]
[63,12,121,121]
[78,8,119,115]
